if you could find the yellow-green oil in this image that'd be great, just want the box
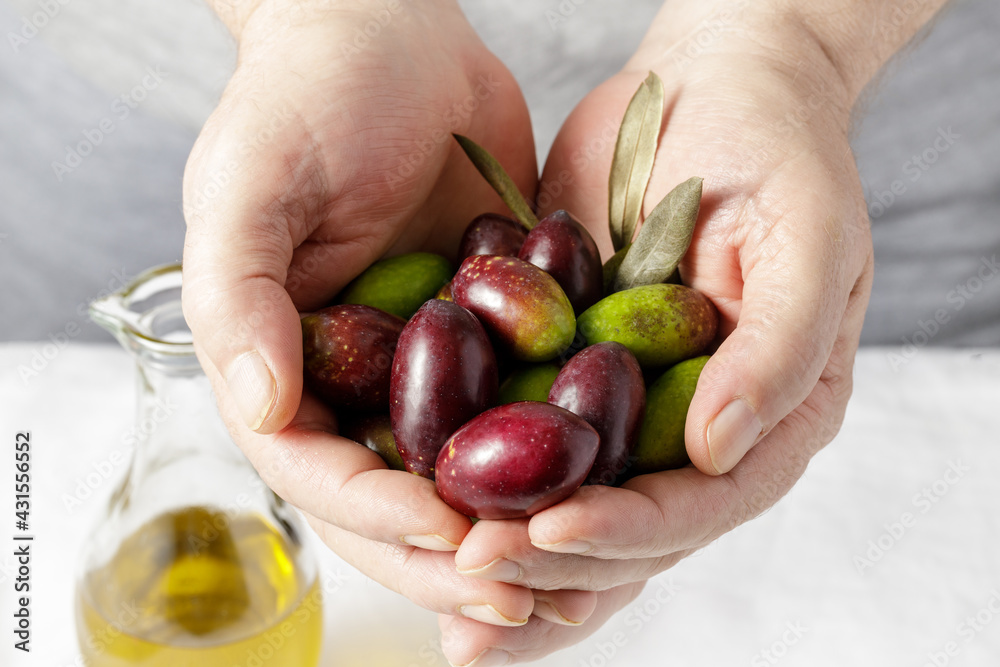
[75,507,322,666]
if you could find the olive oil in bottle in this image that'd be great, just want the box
[76,508,322,666]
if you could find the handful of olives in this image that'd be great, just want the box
[301,73,718,519]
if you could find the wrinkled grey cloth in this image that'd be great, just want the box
[1,0,997,347]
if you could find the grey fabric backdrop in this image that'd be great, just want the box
[1,0,997,347]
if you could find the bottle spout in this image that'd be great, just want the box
[89,287,139,345]
[88,263,197,364]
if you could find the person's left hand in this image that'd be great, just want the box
[431,5,874,664]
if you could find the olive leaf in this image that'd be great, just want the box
[613,177,703,292]
[453,134,539,230]
[608,71,665,252]
[602,243,681,296]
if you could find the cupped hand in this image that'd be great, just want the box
[181,0,549,629]
[439,20,874,665]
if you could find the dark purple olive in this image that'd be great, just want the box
[548,342,645,485]
[451,255,575,362]
[458,213,528,262]
[390,299,498,478]
[518,210,603,313]
[302,304,405,411]
[435,401,599,519]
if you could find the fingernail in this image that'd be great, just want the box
[532,600,584,626]
[449,648,512,667]
[707,398,763,474]
[458,604,528,627]
[531,539,592,554]
[457,558,522,583]
[400,534,461,551]
[226,351,276,431]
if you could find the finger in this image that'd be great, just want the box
[305,514,534,627]
[528,277,871,560]
[525,425,803,561]
[455,517,688,591]
[531,589,598,627]
[528,478,728,560]
[438,582,646,666]
[684,184,870,475]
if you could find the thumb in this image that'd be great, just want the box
[684,225,859,475]
[181,124,306,435]
[182,265,302,436]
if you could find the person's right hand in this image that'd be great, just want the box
[181,0,592,632]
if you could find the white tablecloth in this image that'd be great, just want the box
[1,343,998,666]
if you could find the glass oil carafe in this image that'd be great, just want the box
[77,263,322,666]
